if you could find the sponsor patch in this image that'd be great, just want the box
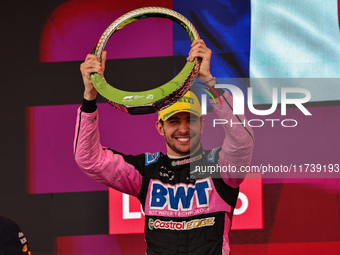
[171,154,203,167]
[148,217,215,230]
[145,152,161,166]
[150,179,211,211]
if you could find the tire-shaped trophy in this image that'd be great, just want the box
[91,7,200,115]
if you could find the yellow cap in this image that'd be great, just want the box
[158,91,201,121]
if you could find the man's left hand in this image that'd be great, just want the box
[187,39,214,83]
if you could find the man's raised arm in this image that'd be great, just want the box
[74,52,142,196]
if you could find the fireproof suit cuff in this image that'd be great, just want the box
[81,98,97,113]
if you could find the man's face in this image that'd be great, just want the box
[156,112,205,157]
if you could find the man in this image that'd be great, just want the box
[74,39,254,255]
[0,216,31,255]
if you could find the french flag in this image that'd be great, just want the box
[174,0,340,103]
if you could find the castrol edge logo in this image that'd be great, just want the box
[148,217,215,231]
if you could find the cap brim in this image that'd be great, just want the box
[160,109,201,121]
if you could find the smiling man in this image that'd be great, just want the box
[74,39,254,255]
[156,92,204,157]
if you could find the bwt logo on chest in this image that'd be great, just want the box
[149,179,212,211]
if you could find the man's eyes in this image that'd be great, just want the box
[168,119,179,124]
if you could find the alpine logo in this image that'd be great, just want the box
[150,178,211,211]
[148,217,215,230]
[145,152,160,166]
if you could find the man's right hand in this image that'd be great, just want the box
[80,51,107,100]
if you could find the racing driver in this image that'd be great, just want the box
[74,39,254,255]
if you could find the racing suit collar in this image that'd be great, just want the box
[166,146,204,169]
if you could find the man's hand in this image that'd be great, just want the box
[187,39,214,84]
[80,51,107,100]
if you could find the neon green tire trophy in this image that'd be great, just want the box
[91,7,200,115]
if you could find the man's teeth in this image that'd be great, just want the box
[177,137,189,142]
